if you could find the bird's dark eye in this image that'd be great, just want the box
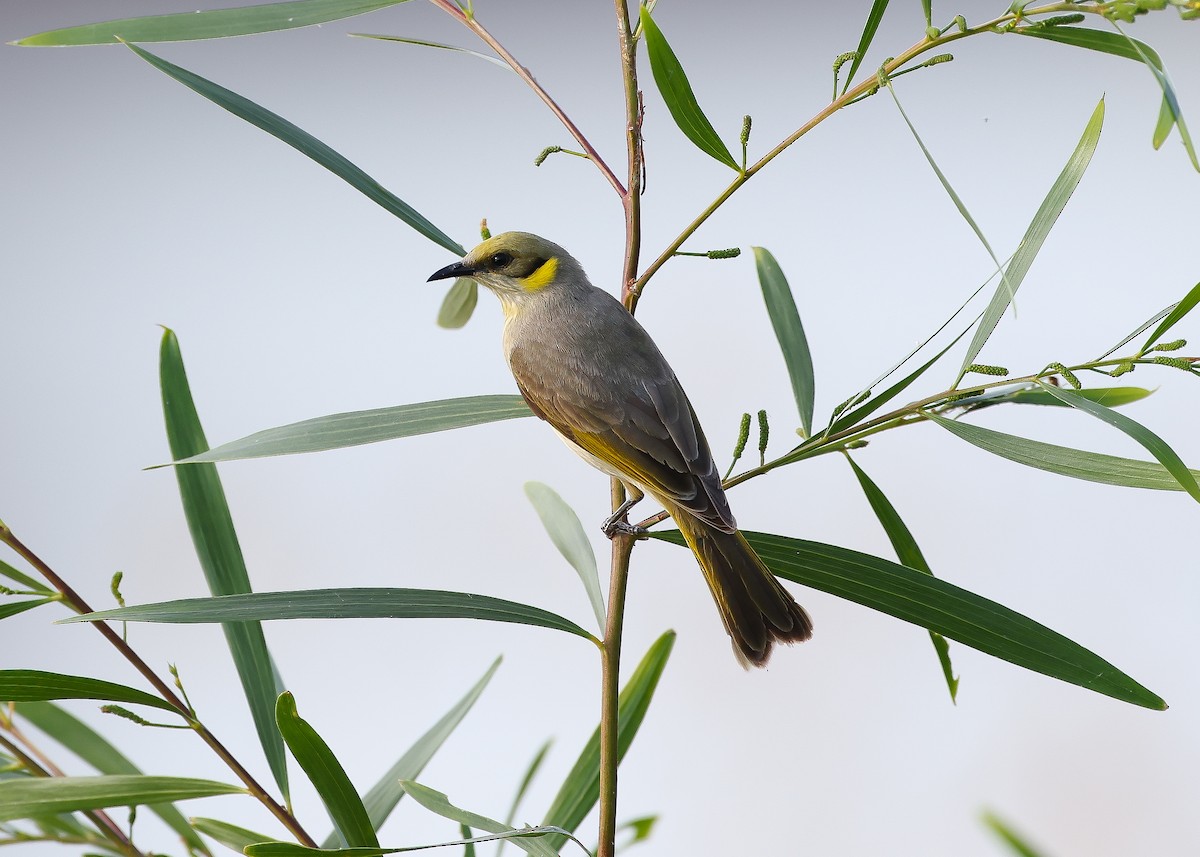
[490,252,513,268]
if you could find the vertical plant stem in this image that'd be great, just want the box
[597,531,634,857]
[615,0,643,310]
[0,525,317,848]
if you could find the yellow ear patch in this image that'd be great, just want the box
[520,257,559,291]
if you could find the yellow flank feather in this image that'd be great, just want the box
[520,257,559,291]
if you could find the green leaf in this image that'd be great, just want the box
[651,531,1164,709]
[0,670,178,713]
[59,589,599,643]
[841,0,889,93]
[15,0,412,46]
[277,693,377,849]
[0,776,244,823]
[982,811,1049,857]
[0,597,54,621]
[350,34,510,71]
[1140,280,1200,354]
[930,412,1200,491]
[523,482,604,630]
[959,97,1104,377]
[123,43,465,255]
[398,782,563,857]
[1032,382,1200,502]
[886,80,1018,317]
[496,739,552,857]
[159,328,290,800]
[15,702,210,856]
[541,632,675,851]
[1018,26,1195,170]
[1004,386,1152,409]
[436,279,480,329]
[163,396,533,466]
[616,816,658,850]
[639,7,739,169]
[322,657,501,848]
[754,248,816,436]
[0,559,52,593]
[246,827,573,857]
[191,817,274,854]
[845,458,958,702]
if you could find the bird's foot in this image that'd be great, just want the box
[600,516,648,540]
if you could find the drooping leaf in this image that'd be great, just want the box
[398,781,567,857]
[191,817,274,855]
[277,693,377,849]
[436,279,480,329]
[15,0,412,46]
[0,559,52,593]
[982,811,1049,857]
[639,7,739,169]
[163,396,533,466]
[123,43,465,255]
[246,826,572,857]
[1032,382,1200,502]
[321,658,501,847]
[60,589,598,643]
[0,776,244,823]
[1140,280,1200,353]
[0,598,54,621]
[0,670,178,713]
[930,412,1200,491]
[1018,26,1195,170]
[159,328,290,800]
[959,97,1104,377]
[16,702,210,856]
[350,34,510,71]
[754,248,816,436]
[840,0,890,93]
[541,632,675,851]
[524,482,604,630]
[845,458,958,702]
[1003,386,1152,409]
[652,531,1164,709]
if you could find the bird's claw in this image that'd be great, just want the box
[601,518,648,540]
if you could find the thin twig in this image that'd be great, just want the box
[426,0,627,198]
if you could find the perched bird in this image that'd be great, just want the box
[429,232,812,667]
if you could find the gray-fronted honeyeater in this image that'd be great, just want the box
[428,232,812,667]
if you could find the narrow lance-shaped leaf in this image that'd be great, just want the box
[350,34,511,71]
[190,817,273,855]
[162,395,533,466]
[159,328,290,800]
[845,458,959,702]
[0,558,52,593]
[322,657,502,848]
[1017,26,1195,170]
[0,598,54,621]
[436,279,480,329]
[0,670,178,714]
[497,739,553,857]
[887,80,1018,314]
[1139,280,1200,354]
[15,0,413,46]
[398,781,562,857]
[840,0,889,93]
[959,97,1104,379]
[60,588,599,644]
[982,811,1050,857]
[277,692,378,849]
[523,482,605,630]
[247,826,574,857]
[123,43,465,255]
[754,248,816,436]
[0,776,245,823]
[540,632,675,851]
[1033,382,1200,503]
[639,7,739,169]
[651,531,1164,709]
[929,412,1200,491]
[16,702,210,856]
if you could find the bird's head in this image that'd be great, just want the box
[427,232,583,312]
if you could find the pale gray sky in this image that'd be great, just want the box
[3,3,1200,856]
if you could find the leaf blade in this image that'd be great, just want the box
[165,396,533,465]
[639,7,738,169]
[123,42,464,255]
[841,0,890,93]
[754,248,816,436]
[651,531,1164,709]
[523,482,604,630]
[191,817,274,855]
[398,781,560,857]
[0,776,244,823]
[436,279,480,329]
[0,670,177,713]
[1140,280,1200,353]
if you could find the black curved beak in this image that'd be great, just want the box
[427,260,473,282]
